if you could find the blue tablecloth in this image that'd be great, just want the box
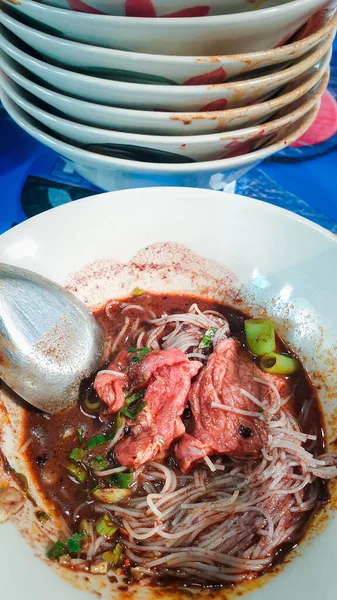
[1,38,337,235]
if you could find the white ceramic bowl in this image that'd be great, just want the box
[0,89,319,190]
[0,27,332,112]
[1,50,329,135]
[1,70,328,162]
[1,7,336,85]
[1,5,336,85]
[1,0,332,55]
[36,0,319,17]
[1,187,337,600]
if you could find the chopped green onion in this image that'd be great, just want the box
[89,485,99,495]
[133,288,144,296]
[90,457,110,471]
[66,461,87,483]
[198,327,217,349]
[77,426,84,443]
[124,389,146,407]
[92,487,131,504]
[244,318,276,357]
[70,448,87,462]
[127,347,151,363]
[121,401,146,419]
[158,436,165,446]
[107,471,133,489]
[260,352,300,375]
[95,514,118,538]
[14,471,35,504]
[47,541,67,560]
[103,542,123,567]
[86,434,107,450]
[36,510,51,524]
[66,532,86,554]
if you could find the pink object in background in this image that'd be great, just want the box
[291,90,337,147]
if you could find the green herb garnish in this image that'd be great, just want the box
[46,531,87,560]
[127,347,151,363]
[90,457,110,472]
[103,542,123,567]
[77,426,84,443]
[70,448,87,462]
[121,401,146,419]
[47,541,67,560]
[89,484,99,495]
[95,514,118,538]
[86,433,107,450]
[133,288,144,296]
[107,471,133,489]
[36,510,51,524]
[14,471,36,504]
[66,461,87,483]
[198,327,217,349]
[124,389,146,407]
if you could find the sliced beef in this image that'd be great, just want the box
[175,338,291,473]
[93,349,129,413]
[115,350,202,469]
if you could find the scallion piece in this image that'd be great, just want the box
[95,514,118,538]
[103,542,123,567]
[121,401,146,419]
[47,541,67,560]
[84,396,102,412]
[244,318,276,356]
[133,288,144,296]
[260,352,300,375]
[90,457,110,471]
[86,433,106,450]
[198,326,217,349]
[66,532,86,554]
[66,461,87,483]
[127,347,151,363]
[77,426,84,443]
[70,448,87,462]
[107,471,133,489]
[124,389,145,407]
[36,510,51,524]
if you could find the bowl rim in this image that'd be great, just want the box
[0,48,328,123]
[1,5,336,64]
[0,88,319,174]
[5,0,331,26]
[1,69,328,146]
[0,26,332,94]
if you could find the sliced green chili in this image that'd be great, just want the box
[244,318,276,356]
[260,352,300,375]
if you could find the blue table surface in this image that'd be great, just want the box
[1,38,337,235]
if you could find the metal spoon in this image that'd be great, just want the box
[0,263,104,414]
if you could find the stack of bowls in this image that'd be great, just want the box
[0,0,336,191]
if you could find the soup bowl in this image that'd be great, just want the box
[0,89,319,190]
[1,71,328,162]
[34,0,324,17]
[0,186,337,600]
[1,0,332,55]
[0,50,329,135]
[0,27,332,112]
[1,4,336,84]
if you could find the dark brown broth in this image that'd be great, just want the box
[24,294,326,572]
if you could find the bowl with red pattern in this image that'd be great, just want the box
[0,25,332,112]
[0,68,328,162]
[1,0,332,55]
[1,5,336,85]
